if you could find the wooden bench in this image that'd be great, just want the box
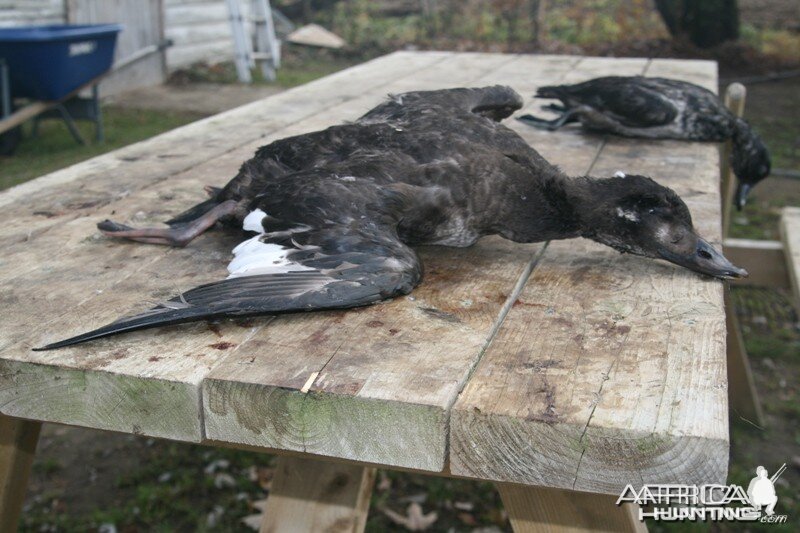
[780,207,800,303]
[1,52,730,532]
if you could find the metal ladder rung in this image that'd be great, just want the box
[226,0,280,83]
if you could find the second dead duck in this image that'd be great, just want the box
[517,76,771,209]
[38,86,747,350]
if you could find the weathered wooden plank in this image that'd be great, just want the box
[723,239,790,289]
[724,290,764,426]
[0,414,41,533]
[260,456,375,533]
[497,483,646,533]
[451,60,729,494]
[780,207,800,301]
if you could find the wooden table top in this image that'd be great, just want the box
[0,52,728,495]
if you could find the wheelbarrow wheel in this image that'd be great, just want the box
[0,126,21,156]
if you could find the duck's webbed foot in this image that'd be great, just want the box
[517,108,581,131]
[98,200,238,247]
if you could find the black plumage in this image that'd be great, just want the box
[38,86,746,350]
[518,76,771,209]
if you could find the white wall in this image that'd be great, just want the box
[0,0,242,71]
[0,0,65,27]
[165,0,240,69]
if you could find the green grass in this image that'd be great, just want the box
[0,106,202,191]
[168,47,363,89]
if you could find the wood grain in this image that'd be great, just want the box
[260,456,375,533]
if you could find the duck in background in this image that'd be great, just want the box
[37,86,747,350]
[517,76,771,209]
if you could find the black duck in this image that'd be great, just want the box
[517,76,771,209]
[38,86,747,350]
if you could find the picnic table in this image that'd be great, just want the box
[0,52,728,532]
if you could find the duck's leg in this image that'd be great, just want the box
[98,200,238,247]
[541,103,568,113]
[517,108,582,130]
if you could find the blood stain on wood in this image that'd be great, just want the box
[208,341,236,350]
[206,322,223,337]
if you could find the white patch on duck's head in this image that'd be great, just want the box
[654,223,671,243]
[227,234,316,278]
[616,207,640,222]
[614,170,627,178]
[243,208,267,233]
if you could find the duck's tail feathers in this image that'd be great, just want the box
[165,197,223,227]
[470,85,524,121]
[535,85,568,100]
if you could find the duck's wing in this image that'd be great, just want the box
[36,224,422,350]
[537,77,679,128]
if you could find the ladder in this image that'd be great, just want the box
[226,0,280,82]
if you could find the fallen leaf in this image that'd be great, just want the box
[454,501,474,511]
[204,458,230,474]
[377,471,392,492]
[214,472,237,489]
[206,505,224,528]
[458,512,478,526]
[242,514,263,531]
[382,502,438,531]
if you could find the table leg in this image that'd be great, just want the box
[0,414,42,532]
[496,483,646,533]
[724,290,765,426]
[260,455,375,533]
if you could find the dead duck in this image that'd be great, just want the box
[37,85,747,350]
[517,76,771,209]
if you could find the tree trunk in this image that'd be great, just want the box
[655,0,740,48]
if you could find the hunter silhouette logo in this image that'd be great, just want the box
[747,464,785,517]
[616,462,789,523]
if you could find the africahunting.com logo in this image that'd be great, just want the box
[616,464,788,523]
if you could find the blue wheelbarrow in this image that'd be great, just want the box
[0,24,122,155]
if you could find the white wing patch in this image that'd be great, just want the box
[227,209,318,279]
[243,208,267,232]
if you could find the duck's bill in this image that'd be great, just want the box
[735,182,752,211]
[659,236,748,279]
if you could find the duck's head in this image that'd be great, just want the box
[731,118,771,210]
[582,174,748,279]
